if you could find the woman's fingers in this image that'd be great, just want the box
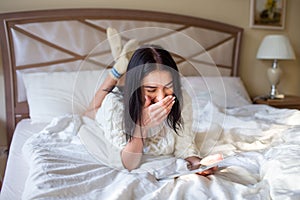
[196,166,218,176]
[143,95,175,127]
[197,169,213,176]
[149,96,174,121]
[196,154,221,176]
[152,95,174,113]
[200,154,223,165]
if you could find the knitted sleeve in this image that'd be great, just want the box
[95,90,127,150]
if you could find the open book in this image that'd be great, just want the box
[156,154,230,181]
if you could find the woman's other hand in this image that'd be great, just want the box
[185,156,201,170]
[185,154,223,176]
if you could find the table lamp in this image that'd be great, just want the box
[256,35,295,99]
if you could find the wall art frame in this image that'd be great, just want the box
[250,0,286,30]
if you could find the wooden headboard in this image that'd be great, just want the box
[0,8,243,147]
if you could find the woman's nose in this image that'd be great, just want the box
[155,89,165,102]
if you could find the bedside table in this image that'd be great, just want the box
[253,95,300,110]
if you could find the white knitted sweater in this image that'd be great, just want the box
[95,88,198,160]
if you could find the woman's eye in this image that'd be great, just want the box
[146,89,156,93]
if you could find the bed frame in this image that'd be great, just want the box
[0,8,243,148]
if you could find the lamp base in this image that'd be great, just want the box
[269,93,285,99]
[269,84,285,99]
[267,60,284,99]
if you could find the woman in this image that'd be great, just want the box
[83,29,218,174]
[120,45,201,170]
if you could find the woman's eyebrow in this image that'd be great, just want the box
[143,85,157,89]
[164,81,173,87]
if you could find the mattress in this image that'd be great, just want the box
[1,103,300,199]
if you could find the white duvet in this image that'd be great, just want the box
[22,103,300,200]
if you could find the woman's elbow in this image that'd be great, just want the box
[121,152,142,171]
[124,164,139,171]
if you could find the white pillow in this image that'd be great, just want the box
[181,76,251,108]
[22,69,108,122]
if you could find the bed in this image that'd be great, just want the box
[0,8,299,200]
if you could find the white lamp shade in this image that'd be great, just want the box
[256,35,296,60]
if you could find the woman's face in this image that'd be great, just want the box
[142,70,174,104]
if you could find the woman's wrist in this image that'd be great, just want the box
[131,137,144,147]
[122,135,144,170]
[133,124,148,139]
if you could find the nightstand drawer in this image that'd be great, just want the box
[253,95,300,110]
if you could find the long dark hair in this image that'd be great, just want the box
[123,45,183,141]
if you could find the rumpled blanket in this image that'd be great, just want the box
[22,103,300,200]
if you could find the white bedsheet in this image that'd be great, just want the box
[0,120,47,200]
[2,103,300,200]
